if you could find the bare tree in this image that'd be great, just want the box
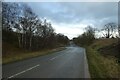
[118,24,120,38]
[19,4,38,50]
[2,2,23,48]
[73,25,95,46]
[14,23,22,48]
[102,22,117,38]
[2,2,21,31]
[2,3,69,51]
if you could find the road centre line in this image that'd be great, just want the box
[50,56,58,60]
[8,64,40,78]
[50,54,63,60]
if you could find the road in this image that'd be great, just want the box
[2,46,90,78]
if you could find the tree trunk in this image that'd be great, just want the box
[25,33,26,49]
[107,29,110,38]
[29,35,32,50]
[18,34,21,48]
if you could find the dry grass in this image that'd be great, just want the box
[92,38,118,49]
[86,38,120,78]
[2,47,65,64]
[2,42,66,64]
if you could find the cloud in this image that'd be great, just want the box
[4,0,120,2]
[26,2,118,39]
[52,22,88,39]
[27,2,118,24]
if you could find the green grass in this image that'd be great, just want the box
[3,47,66,64]
[85,39,120,78]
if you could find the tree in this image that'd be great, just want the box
[56,33,69,46]
[19,4,38,50]
[73,25,95,46]
[2,2,69,51]
[118,24,120,38]
[2,2,23,48]
[41,20,55,48]
[102,22,117,38]
[2,2,21,31]
[0,1,1,29]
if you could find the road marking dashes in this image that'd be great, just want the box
[50,54,63,60]
[50,56,58,60]
[8,64,40,78]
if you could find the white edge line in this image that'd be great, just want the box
[83,49,90,78]
[8,64,40,78]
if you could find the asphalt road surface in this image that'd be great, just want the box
[2,46,90,78]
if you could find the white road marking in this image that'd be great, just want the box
[8,64,40,78]
[50,56,57,60]
[83,49,90,78]
[50,55,63,60]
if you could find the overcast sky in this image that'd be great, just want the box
[4,0,118,39]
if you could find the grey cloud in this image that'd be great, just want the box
[59,2,118,21]
[27,2,118,28]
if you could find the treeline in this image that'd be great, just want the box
[73,22,119,46]
[2,2,69,51]
[73,26,95,46]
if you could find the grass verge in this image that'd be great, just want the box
[3,47,66,64]
[85,39,120,78]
